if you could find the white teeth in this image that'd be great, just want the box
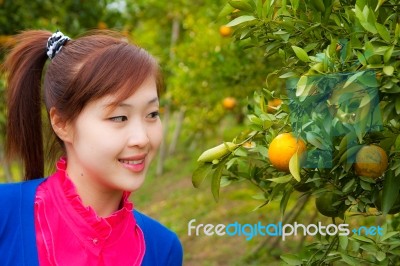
[120,159,143,165]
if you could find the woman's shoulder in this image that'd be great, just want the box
[133,210,183,266]
[0,178,45,191]
[0,178,46,204]
[133,210,174,234]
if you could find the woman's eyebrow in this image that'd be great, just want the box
[147,97,159,105]
[103,97,159,109]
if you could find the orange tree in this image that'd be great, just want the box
[193,0,400,264]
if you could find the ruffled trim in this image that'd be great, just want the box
[55,157,134,240]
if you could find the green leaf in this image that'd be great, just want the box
[292,46,310,62]
[279,72,298,78]
[340,253,358,265]
[280,187,293,216]
[359,93,371,108]
[339,145,362,164]
[280,254,302,265]
[295,75,312,97]
[375,0,387,12]
[381,231,399,242]
[226,15,256,27]
[192,163,213,188]
[343,179,356,193]
[357,51,367,66]
[211,163,225,202]
[289,152,301,182]
[376,22,390,42]
[382,170,400,215]
[267,174,293,183]
[234,147,248,157]
[218,3,235,19]
[360,180,372,191]
[306,131,328,150]
[343,71,365,88]
[339,235,349,250]
[395,97,400,115]
[262,0,273,18]
[228,0,254,12]
[336,132,357,160]
[310,62,324,73]
[355,5,377,34]
[360,244,378,253]
[290,0,299,12]
[357,71,378,87]
[256,0,263,18]
[383,66,394,76]
[384,46,394,63]
[376,251,386,262]
[310,0,325,12]
[351,234,374,243]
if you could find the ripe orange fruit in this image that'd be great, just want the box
[219,25,232,37]
[267,98,282,113]
[222,97,237,110]
[315,192,340,217]
[268,133,306,172]
[354,145,388,178]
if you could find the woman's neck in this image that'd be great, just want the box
[67,172,124,218]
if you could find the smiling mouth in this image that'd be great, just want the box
[118,158,146,172]
[118,159,144,165]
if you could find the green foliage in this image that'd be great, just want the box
[193,0,400,264]
[282,223,400,265]
[0,0,126,36]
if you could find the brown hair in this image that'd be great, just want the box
[2,30,161,180]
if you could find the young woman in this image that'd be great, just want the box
[0,30,182,265]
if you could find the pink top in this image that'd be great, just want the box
[34,158,145,265]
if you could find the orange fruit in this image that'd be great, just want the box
[97,21,108,30]
[354,145,388,178]
[267,98,282,113]
[315,192,340,217]
[222,97,237,110]
[219,25,232,37]
[268,133,306,172]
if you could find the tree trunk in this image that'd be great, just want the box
[168,108,185,155]
[156,103,171,176]
[155,17,180,176]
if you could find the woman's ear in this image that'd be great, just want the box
[49,107,73,143]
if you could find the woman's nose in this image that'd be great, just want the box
[127,121,150,148]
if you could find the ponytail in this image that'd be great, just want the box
[3,30,51,180]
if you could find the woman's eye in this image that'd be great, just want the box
[147,111,160,119]
[109,116,128,122]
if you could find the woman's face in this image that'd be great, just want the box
[63,76,162,194]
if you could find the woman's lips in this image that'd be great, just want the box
[118,155,146,172]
